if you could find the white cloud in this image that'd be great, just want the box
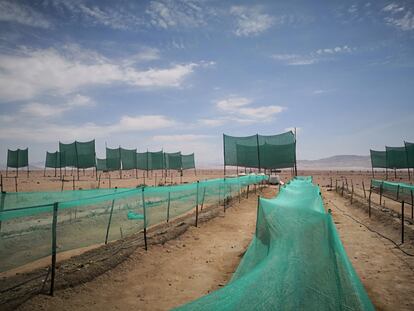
[146,0,208,29]
[0,114,177,142]
[20,94,94,118]
[211,96,285,124]
[312,89,334,95]
[122,48,160,66]
[0,1,51,28]
[230,6,274,37]
[0,46,203,101]
[382,3,414,31]
[272,54,317,66]
[272,45,354,66]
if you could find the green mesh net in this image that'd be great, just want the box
[224,132,296,169]
[59,142,77,167]
[136,152,148,170]
[45,151,63,169]
[7,148,29,168]
[386,146,408,169]
[176,177,374,311]
[405,142,414,168]
[120,148,137,170]
[96,158,108,171]
[76,140,96,169]
[371,179,414,203]
[149,151,164,170]
[165,152,182,170]
[182,153,195,170]
[370,150,386,168]
[106,147,121,171]
[0,174,267,272]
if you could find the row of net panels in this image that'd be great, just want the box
[177,177,374,310]
[371,179,414,203]
[223,131,296,169]
[0,174,266,272]
[370,142,414,169]
[7,148,29,168]
[96,149,195,172]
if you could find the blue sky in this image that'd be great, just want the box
[0,0,413,166]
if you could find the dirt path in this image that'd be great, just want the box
[18,186,275,311]
[323,189,414,311]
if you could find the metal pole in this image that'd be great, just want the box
[195,181,199,227]
[401,201,405,244]
[380,182,383,205]
[142,187,147,251]
[50,202,58,296]
[255,196,260,237]
[105,199,115,244]
[223,134,226,177]
[0,174,3,192]
[201,186,206,211]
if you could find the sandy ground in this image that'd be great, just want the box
[2,169,414,310]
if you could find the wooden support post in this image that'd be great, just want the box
[330,177,332,190]
[341,180,344,196]
[109,174,111,189]
[61,178,64,191]
[0,174,3,192]
[380,182,383,205]
[351,183,354,204]
[362,181,366,198]
[15,176,18,193]
[411,190,413,220]
[50,202,58,296]
[335,179,338,192]
[247,185,250,199]
[401,201,405,244]
[255,196,260,237]
[195,181,199,227]
[167,192,171,222]
[98,173,101,189]
[368,187,372,218]
[105,199,115,244]
[142,187,147,251]
[72,175,75,191]
[396,184,400,201]
[201,186,206,211]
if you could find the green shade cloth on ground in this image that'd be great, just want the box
[7,148,29,168]
[176,177,374,311]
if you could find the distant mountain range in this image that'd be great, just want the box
[298,155,371,170]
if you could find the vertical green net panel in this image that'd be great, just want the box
[7,148,29,168]
[7,149,18,168]
[258,132,296,169]
[59,142,77,168]
[224,134,259,168]
[136,152,148,170]
[120,148,137,170]
[182,153,196,170]
[370,150,386,168]
[76,140,96,169]
[405,142,414,168]
[149,151,164,170]
[45,152,58,168]
[386,146,408,169]
[165,152,182,170]
[106,147,121,171]
[96,158,108,171]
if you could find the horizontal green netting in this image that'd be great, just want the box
[45,151,63,168]
[106,147,121,171]
[0,174,267,272]
[165,152,182,170]
[177,177,374,311]
[182,153,195,170]
[224,132,296,169]
[7,148,29,168]
[386,146,408,169]
[405,142,414,168]
[370,150,386,168]
[120,148,137,170]
[371,179,414,203]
